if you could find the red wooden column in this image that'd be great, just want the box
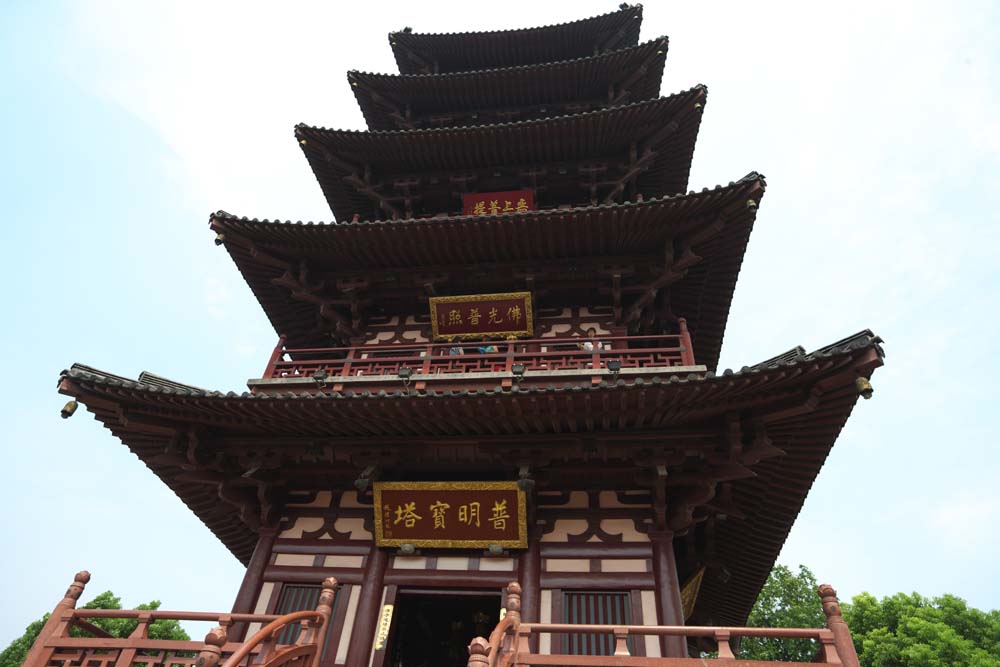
[346,544,389,667]
[229,526,278,640]
[519,530,541,623]
[649,530,687,657]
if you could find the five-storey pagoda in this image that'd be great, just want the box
[55,5,883,666]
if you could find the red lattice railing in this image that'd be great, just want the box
[22,572,337,667]
[472,582,862,667]
[262,323,697,383]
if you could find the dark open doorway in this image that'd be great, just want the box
[387,591,501,667]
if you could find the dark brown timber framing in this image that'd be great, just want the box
[389,5,644,74]
[55,4,885,651]
[209,173,763,369]
[295,88,706,222]
[351,37,668,131]
[59,332,882,626]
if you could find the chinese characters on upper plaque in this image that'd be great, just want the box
[373,482,527,548]
[462,190,535,217]
[429,292,533,340]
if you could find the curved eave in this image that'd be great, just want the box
[211,173,764,370]
[58,331,884,599]
[298,88,706,221]
[390,5,643,75]
[351,38,668,131]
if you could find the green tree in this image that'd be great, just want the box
[0,591,189,667]
[845,591,1000,667]
[740,564,1000,666]
[741,564,826,661]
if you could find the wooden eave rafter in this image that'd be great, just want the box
[210,175,763,364]
[388,5,643,75]
[57,332,882,608]
[351,37,668,131]
[297,89,705,221]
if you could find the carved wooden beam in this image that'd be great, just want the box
[271,270,358,338]
[600,147,658,204]
[610,39,668,105]
[741,421,786,465]
[625,218,724,323]
[389,39,433,73]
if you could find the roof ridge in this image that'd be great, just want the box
[296,84,706,137]
[350,36,668,81]
[389,4,642,40]
[209,173,764,228]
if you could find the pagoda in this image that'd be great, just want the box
[42,5,882,667]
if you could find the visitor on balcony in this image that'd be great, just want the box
[448,342,465,356]
[579,327,605,352]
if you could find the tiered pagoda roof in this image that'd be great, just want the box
[212,173,764,370]
[297,87,705,222]
[60,4,884,636]
[389,4,644,74]
[59,330,883,625]
[351,37,668,130]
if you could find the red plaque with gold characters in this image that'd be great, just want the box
[374,481,527,549]
[429,292,533,340]
[462,190,535,216]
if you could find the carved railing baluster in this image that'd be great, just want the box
[197,627,227,667]
[22,570,90,667]
[612,627,630,656]
[467,637,490,667]
[715,629,734,659]
[820,584,855,666]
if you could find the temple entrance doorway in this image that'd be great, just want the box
[387,590,502,667]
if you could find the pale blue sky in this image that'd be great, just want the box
[2,0,998,644]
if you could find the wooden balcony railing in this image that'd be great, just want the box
[259,320,698,387]
[22,571,338,667]
[471,582,861,667]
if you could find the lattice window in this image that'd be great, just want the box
[563,591,632,656]
[274,584,339,661]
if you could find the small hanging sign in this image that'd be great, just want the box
[462,190,535,216]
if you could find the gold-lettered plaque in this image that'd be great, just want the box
[374,481,528,549]
[429,292,533,341]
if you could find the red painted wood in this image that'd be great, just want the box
[263,333,692,383]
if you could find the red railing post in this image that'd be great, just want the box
[22,570,90,667]
[714,629,735,659]
[677,318,696,366]
[820,584,859,667]
[466,637,490,667]
[263,335,288,379]
[613,628,631,656]
[341,346,357,379]
[196,626,227,667]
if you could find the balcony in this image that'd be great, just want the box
[22,572,337,667]
[251,323,704,394]
[26,573,862,667]
[471,582,862,667]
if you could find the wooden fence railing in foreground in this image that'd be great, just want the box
[22,571,338,667]
[470,582,861,667]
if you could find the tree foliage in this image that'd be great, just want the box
[0,591,189,667]
[741,564,1000,666]
[742,564,826,661]
[846,591,1000,667]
